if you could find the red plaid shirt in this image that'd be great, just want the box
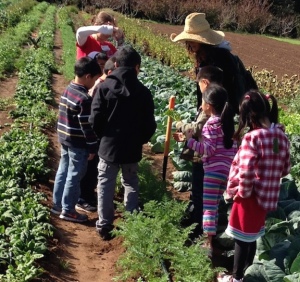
[226,123,290,211]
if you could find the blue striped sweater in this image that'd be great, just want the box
[57,82,98,153]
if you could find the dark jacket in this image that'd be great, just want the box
[196,47,238,114]
[89,67,157,164]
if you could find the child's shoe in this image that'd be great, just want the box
[59,210,88,223]
[50,205,62,215]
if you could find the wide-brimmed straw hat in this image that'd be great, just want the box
[170,13,224,45]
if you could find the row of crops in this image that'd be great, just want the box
[0,1,58,281]
[0,2,300,281]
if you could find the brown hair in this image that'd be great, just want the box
[92,11,115,25]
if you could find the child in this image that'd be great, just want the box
[76,11,122,59]
[51,57,101,223]
[88,51,109,73]
[76,57,116,213]
[184,83,237,255]
[89,46,157,240]
[222,91,291,282]
[173,66,224,239]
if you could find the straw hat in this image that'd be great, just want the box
[170,13,224,45]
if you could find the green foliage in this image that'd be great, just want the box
[280,111,300,135]
[0,1,49,77]
[253,70,300,104]
[116,13,192,71]
[287,135,300,183]
[138,158,172,204]
[165,109,182,122]
[0,0,37,32]
[114,200,218,281]
[0,4,56,280]
[57,6,78,81]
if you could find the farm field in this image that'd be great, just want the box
[0,6,299,282]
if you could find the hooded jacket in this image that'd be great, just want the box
[89,67,157,163]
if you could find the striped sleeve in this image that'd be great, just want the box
[78,98,98,153]
[187,123,217,156]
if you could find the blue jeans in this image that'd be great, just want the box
[53,144,89,212]
[96,158,139,230]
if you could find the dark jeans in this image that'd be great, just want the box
[79,154,99,205]
[233,239,256,280]
[188,161,204,225]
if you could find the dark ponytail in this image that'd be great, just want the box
[203,84,235,149]
[234,91,279,141]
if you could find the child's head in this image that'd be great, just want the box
[114,46,141,73]
[88,51,108,71]
[74,57,101,89]
[103,56,116,75]
[203,83,235,149]
[93,11,115,25]
[197,65,223,93]
[202,83,228,116]
[234,90,278,139]
[95,52,108,70]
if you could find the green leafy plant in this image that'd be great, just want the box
[114,200,219,282]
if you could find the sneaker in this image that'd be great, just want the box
[217,273,243,282]
[59,210,88,223]
[50,205,62,215]
[98,227,114,241]
[75,202,97,213]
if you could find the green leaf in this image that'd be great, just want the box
[290,253,300,273]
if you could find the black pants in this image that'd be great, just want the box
[233,239,256,280]
[79,154,99,205]
[188,162,204,225]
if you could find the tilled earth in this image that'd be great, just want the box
[146,22,300,79]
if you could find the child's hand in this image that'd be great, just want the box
[113,27,124,40]
[185,129,193,140]
[173,132,185,142]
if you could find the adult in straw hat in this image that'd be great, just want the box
[171,13,241,243]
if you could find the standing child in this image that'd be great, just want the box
[76,11,122,59]
[184,83,237,255]
[173,66,223,239]
[51,57,101,223]
[89,46,157,240]
[222,91,291,282]
[76,56,116,213]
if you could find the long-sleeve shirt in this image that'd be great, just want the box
[76,26,117,59]
[57,82,98,154]
[226,123,291,211]
[187,115,237,173]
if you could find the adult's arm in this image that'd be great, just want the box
[76,25,114,46]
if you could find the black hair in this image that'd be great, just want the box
[196,65,223,85]
[74,56,101,78]
[234,90,279,141]
[95,52,108,61]
[103,56,116,75]
[114,45,141,68]
[203,83,235,149]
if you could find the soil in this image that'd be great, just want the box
[0,16,299,282]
